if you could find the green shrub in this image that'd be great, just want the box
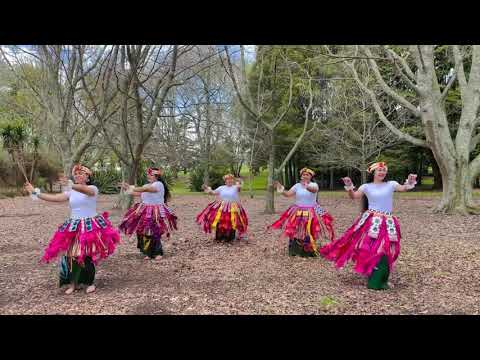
[92,169,122,194]
[189,165,229,192]
[35,176,49,191]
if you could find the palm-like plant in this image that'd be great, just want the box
[0,118,32,182]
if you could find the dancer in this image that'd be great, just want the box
[196,174,248,242]
[320,162,417,290]
[119,167,177,260]
[24,164,120,295]
[270,167,334,257]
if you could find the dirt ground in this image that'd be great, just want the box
[1,193,480,315]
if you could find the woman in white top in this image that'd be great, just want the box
[24,164,120,295]
[119,167,177,260]
[196,173,248,242]
[320,161,417,290]
[270,167,335,257]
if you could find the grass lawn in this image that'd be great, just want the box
[170,170,480,198]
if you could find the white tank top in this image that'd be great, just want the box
[291,182,318,206]
[358,181,400,213]
[141,181,165,205]
[64,186,99,219]
[214,185,239,202]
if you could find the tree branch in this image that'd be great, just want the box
[221,46,259,120]
[440,71,457,103]
[385,47,416,81]
[348,60,427,148]
[452,45,468,97]
[360,46,421,116]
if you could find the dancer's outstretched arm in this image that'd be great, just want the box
[24,182,69,202]
[273,181,296,198]
[201,184,217,195]
[120,182,158,195]
[395,174,417,192]
[341,177,364,200]
[71,184,96,196]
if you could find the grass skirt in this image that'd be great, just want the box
[196,200,248,238]
[43,212,120,265]
[119,203,177,239]
[320,210,401,276]
[270,204,335,256]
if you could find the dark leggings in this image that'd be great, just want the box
[288,238,317,257]
[215,228,236,242]
[59,256,95,287]
[137,233,164,258]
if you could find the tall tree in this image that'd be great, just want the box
[0,46,111,175]
[331,45,480,214]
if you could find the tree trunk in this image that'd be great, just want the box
[249,164,255,199]
[62,152,74,178]
[436,170,477,214]
[416,152,424,186]
[431,157,443,190]
[203,107,212,185]
[264,130,275,214]
[329,168,334,190]
[433,153,479,214]
[361,169,367,184]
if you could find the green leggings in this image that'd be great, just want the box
[367,255,390,290]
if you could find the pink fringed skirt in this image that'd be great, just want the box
[320,210,401,276]
[119,203,177,239]
[269,204,335,254]
[42,212,120,265]
[196,200,248,236]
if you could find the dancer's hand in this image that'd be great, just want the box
[24,182,34,194]
[407,174,417,185]
[341,177,353,186]
[273,181,284,193]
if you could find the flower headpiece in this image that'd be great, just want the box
[147,168,162,176]
[300,167,315,177]
[367,162,388,173]
[72,164,92,177]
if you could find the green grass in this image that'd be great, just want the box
[319,296,339,310]
[170,168,270,195]
[422,176,434,185]
[240,168,268,191]
[170,170,480,199]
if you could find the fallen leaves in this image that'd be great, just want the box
[0,194,479,314]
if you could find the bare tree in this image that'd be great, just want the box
[222,45,304,213]
[309,77,400,183]
[0,45,110,174]
[328,45,480,214]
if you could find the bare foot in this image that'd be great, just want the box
[85,285,96,294]
[144,256,151,260]
[153,256,162,262]
[64,285,75,295]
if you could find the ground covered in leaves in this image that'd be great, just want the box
[1,193,480,315]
